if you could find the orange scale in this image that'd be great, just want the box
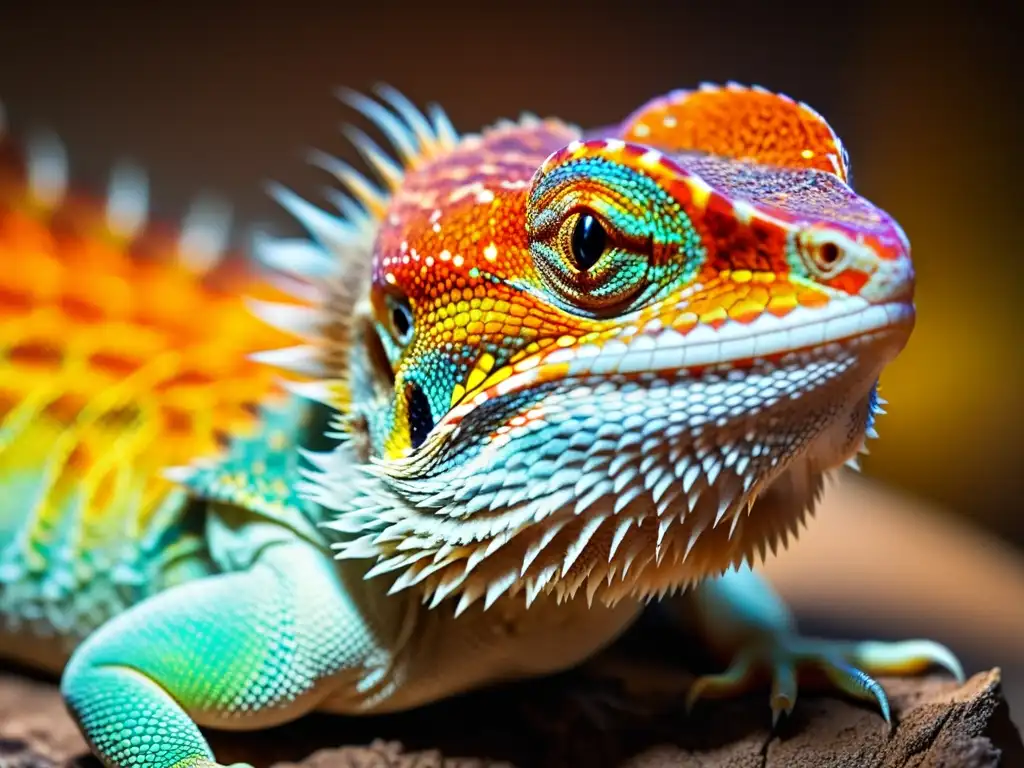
[686,295,722,316]
[521,315,543,330]
[698,306,729,328]
[728,298,767,324]
[5,249,63,302]
[746,285,771,306]
[771,281,797,296]
[64,270,133,320]
[0,207,51,246]
[766,294,798,317]
[7,339,65,371]
[826,270,870,295]
[797,289,830,309]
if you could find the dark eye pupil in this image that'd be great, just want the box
[570,214,606,272]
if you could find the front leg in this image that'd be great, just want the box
[672,564,964,725]
[61,539,381,768]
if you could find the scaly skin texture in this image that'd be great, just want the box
[0,141,302,663]
[0,84,962,768]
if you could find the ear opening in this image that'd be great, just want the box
[360,311,396,391]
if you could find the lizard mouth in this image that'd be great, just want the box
[435,298,914,435]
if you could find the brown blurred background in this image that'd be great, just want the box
[1,0,1022,720]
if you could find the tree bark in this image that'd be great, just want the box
[1,656,1020,768]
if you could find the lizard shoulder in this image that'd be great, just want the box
[173,393,338,568]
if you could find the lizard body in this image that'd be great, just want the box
[0,84,961,767]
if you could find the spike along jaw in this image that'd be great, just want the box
[315,87,916,616]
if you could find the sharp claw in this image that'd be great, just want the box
[908,639,965,683]
[685,680,706,713]
[854,667,891,726]
[684,636,954,726]
[770,697,795,729]
[770,659,797,717]
[825,661,892,726]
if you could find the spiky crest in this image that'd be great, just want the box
[247,85,463,420]
[0,107,298,614]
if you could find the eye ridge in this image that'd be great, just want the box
[570,213,607,272]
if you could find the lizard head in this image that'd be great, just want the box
[255,84,915,613]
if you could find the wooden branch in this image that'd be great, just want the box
[2,653,1020,768]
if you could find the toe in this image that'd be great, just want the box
[848,639,965,683]
[686,649,756,711]
[769,658,797,724]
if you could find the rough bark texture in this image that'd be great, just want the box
[1,639,1021,768]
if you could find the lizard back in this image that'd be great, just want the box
[0,129,298,666]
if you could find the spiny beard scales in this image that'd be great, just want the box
[310,350,865,616]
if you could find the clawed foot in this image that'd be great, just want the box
[685,636,964,727]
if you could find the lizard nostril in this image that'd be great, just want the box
[797,230,851,277]
[405,381,434,450]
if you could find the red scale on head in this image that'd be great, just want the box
[363,84,913,458]
[374,121,579,291]
[695,188,791,278]
[620,82,850,181]
[612,84,911,299]
[369,119,593,455]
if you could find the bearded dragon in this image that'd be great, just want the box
[0,83,962,768]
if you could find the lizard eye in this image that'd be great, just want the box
[570,213,607,271]
[529,208,650,314]
[386,294,415,346]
